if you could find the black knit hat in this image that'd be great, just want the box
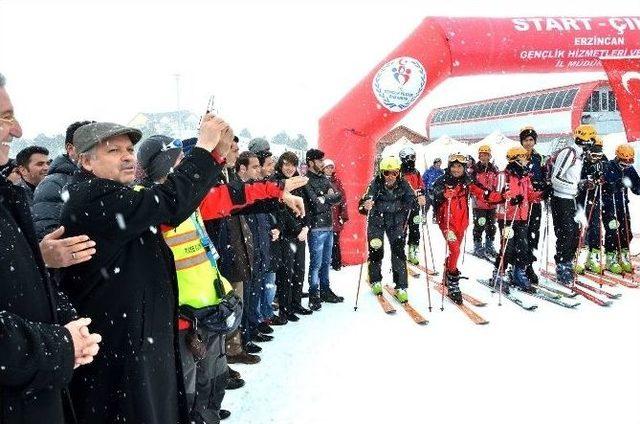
[306,148,325,163]
[519,127,538,144]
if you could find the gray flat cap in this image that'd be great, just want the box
[73,122,143,154]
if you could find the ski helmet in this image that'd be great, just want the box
[574,124,597,145]
[379,156,401,172]
[448,152,468,166]
[399,146,416,162]
[506,146,528,162]
[615,144,635,164]
[519,126,538,144]
[478,145,491,155]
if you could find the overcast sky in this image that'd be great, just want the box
[0,0,637,141]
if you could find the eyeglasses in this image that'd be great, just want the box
[383,170,399,177]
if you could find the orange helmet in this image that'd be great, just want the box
[616,144,635,164]
[574,124,597,144]
[506,146,528,162]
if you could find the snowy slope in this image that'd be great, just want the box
[224,217,640,424]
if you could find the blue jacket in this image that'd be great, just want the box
[602,159,640,214]
[422,166,444,194]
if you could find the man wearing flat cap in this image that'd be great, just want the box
[59,116,232,423]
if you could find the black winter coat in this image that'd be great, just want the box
[59,147,223,424]
[32,154,78,240]
[358,177,415,238]
[304,170,341,229]
[0,177,76,424]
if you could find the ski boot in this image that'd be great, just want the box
[445,269,463,304]
[620,248,633,273]
[586,248,603,274]
[371,282,382,295]
[484,239,498,258]
[491,267,510,294]
[472,241,485,257]
[555,261,574,286]
[574,247,589,275]
[606,251,623,275]
[407,244,419,266]
[513,266,536,293]
[394,288,408,303]
[525,264,539,286]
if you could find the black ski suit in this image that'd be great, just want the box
[576,155,607,250]
[359,176,415,289]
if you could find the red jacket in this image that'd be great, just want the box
[471,162,499,210]
[402,170,425,192]
[496,164,542,222]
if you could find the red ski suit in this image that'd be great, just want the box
[433,173,501,272]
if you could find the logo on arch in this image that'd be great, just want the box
[373,57,427,113]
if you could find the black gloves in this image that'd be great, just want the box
[509,194,524,205]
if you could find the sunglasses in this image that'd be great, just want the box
[404,155,416,161]
[448,154,468,165]
[383,170,399,177]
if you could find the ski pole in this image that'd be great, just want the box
[495,203,520,306]
[441,198,452,311]
[622,189,633,273]
[354,207,371,312]
[422,205,438,276]
[420,206,433,312]
[598,185,606,285]
[612,191,625,269]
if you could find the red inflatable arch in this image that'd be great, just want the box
[319,16,640,265]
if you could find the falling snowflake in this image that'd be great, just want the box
[149,226,158,234]
[60,189,70,203]
[114,267,121,274]
[115,213,126,230]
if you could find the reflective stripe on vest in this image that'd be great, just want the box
[163,214,232,309]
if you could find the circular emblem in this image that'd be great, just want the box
[608,219,620,230]
[446,230,457,242]
[372,57,427,113]
[412,215,423,224]
[503,226,514,240]
[369,238,383,249]
[477,217,487,227]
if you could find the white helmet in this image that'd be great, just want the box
[399,146,416,162]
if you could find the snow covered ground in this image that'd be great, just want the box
[224,216,640,424]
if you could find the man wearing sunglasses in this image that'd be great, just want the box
[359,156,416,303]
[601,143,640,274]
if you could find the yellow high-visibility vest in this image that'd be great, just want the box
[162,210,233,309]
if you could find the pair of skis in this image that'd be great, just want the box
[408,262,490,325]
[539,269,612,307]
[366,279,428,325]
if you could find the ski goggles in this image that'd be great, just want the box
[403,154,416,161]
[448,153,468,165]
[382,170,399,177]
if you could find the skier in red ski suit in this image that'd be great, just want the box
[431,153,501,304]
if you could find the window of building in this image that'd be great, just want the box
[510,98,523,114]
[552,90,568,109]
[563,89,578,108]
[609,91,617,111]
[589,91,600,112]
[469,104,482,119]
[517,96,530,113]
[524,96,539,112]
[501,99,514,116]
[533,94,547,110]
[542,92,558,110]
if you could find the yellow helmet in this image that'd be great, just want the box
[574,124,597,143]
[478,145,491,155]
[593,135,603,148]
[616,144,635,163]
[379,156,401,172]
[506,146,528,162]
